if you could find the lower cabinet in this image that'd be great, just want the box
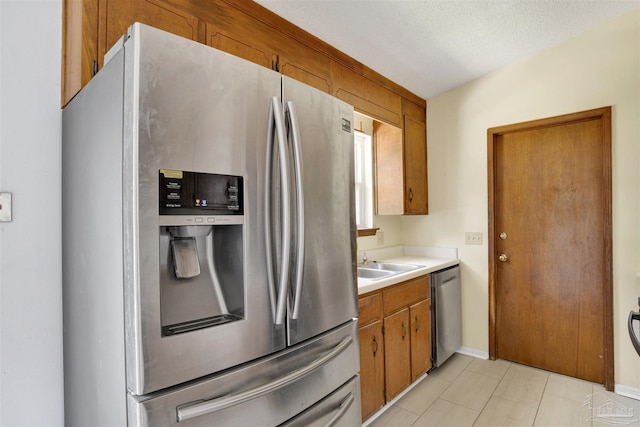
[358,275,432,422]
[358,320,385,421]
[410,299,432,381]
[384,308,412,400]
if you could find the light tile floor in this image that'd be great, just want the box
[366,354,640,427]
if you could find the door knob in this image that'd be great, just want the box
[498,254,508,262]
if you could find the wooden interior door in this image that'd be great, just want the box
[488,107,613,389]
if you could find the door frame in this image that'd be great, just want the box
[487,106,614,390]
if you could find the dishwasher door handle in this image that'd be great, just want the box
[442,275,457,284]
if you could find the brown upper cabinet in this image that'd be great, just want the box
[402,99,429,214]
[62,0,428,213]
[374,99,428,215]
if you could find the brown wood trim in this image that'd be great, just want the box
[363,65,425,108]
[357,228,379,237]
[487,106,613,390]
[336,89,402,127]
[600,107,614,391]
[487,125,497,360]
[487,107,611,135]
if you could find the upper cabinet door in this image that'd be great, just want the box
[373,110,428,216]
[403,114,428,214]
[205,23,277,69]
[374,121,404,215]
[105,0,200,46]
[278,50,331,94]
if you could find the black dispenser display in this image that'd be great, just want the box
[159,170,243,215]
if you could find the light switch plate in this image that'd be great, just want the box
[465,231,482,245]
[0,192,12,222]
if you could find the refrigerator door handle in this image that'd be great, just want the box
[264,99,277,318]
[285,101,305,320]
[265,96,292,326]
[323,392,355,427]
[175,336,354,422]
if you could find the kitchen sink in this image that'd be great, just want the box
[357,262,424,281]
[361,262,423,272]
[357,268,394,279]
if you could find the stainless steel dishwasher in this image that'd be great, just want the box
[431,265,462,367]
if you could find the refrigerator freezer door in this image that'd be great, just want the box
[128,320,360,426]
[282,76,358,346]
[280,376,361,427]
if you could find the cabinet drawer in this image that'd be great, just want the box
[358,293,382,326]
[383,276,429,315]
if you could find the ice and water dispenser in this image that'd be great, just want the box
[158,170,244,336]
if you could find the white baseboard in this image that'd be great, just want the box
[615,383,640,401]
[457,346,489,360]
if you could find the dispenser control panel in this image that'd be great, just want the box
[159,170,243,215]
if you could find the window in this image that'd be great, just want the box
[354,130,373,229]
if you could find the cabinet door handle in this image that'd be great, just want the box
[402,321,407,340]
[415,315,419,332]
[408,188,414,202]
[372,335,378,356]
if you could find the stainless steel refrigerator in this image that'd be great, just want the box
[62,23,360,426]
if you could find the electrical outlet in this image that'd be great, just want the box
[465,231,482,245]
[0,192,12,222]
[376,230,384,246]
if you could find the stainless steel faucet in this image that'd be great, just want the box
[362,252,368,265]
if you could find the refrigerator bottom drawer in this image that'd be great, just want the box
[128,320,360,426]
[281,376,361,427]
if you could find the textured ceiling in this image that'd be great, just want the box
[254,0,640,99]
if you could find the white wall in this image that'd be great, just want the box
[401,8,640,393]
[0,1,64,425]
[357,215,403,252]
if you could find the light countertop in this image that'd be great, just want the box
[357,246,459,295]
